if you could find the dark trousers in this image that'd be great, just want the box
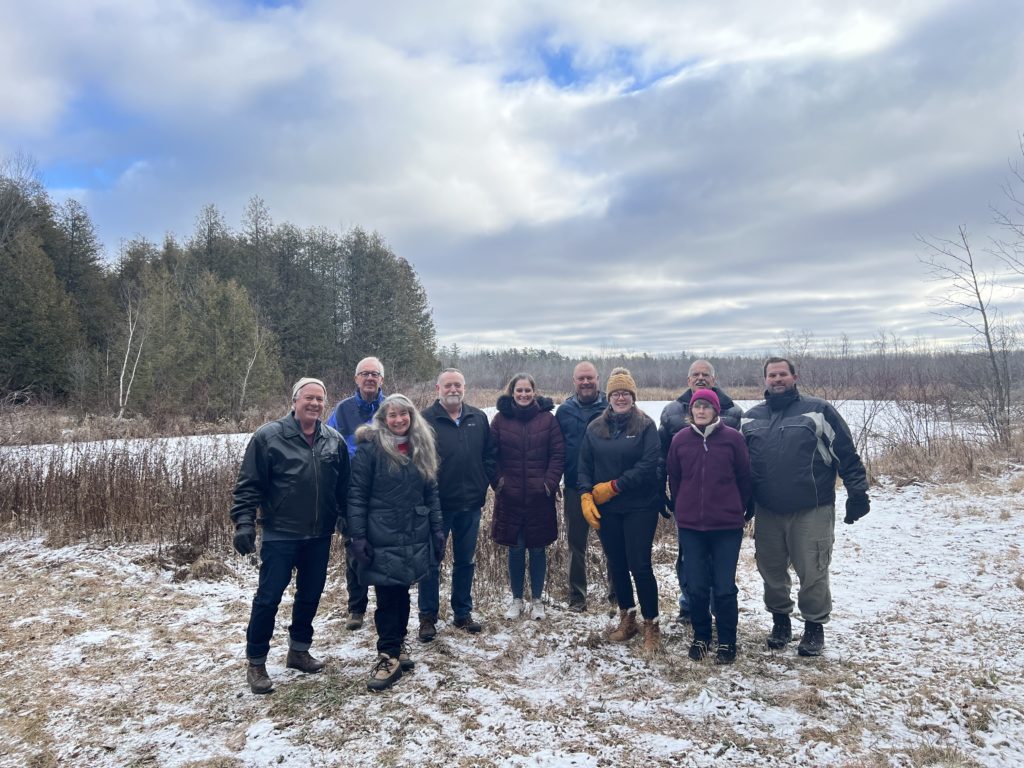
[598,506,660,620]
[374,583,411,658]
[564,490,615,605]
[418,508,481,620]
[679,527,742,645]
[245,536,332,663]
[344,541,369,613]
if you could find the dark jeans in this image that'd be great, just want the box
[344,540,369,614]
[564,490,615,605]
[679,527,742,645]
[418,508,481,620]
[677,527,714,613]
[375,583,411,658]
[245,536,332,663]
[508,529,546,600]
[598,506,660,620]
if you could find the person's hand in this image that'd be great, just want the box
[592,481,619,506]
[581,493,601,530]
[350,537,374,567]
[660,492,672,519]
[431,529,446,564]
[233,523,256,555]
[844,493,870,524]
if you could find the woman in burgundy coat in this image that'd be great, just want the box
[490,372,565,621]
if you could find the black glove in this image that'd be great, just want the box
[744,498,756,522]
[844,493,870,525]
[660,492,672,520]
[431,529,446,565]
[233,523,256,555]
[350,537,374,567]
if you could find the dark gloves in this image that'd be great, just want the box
[660,492,673,520]
[844,493,870,525]
[350,536,374,567]
[431,529,446,565]
[233,523,256,555]
[744,498,756,522]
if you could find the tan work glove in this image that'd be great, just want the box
[591,480,619,506]
[581,493,601,530]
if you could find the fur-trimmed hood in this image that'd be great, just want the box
[496,394,555,419]
[354,423,378,444]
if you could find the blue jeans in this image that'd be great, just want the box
[418,508,481,620]
[678,527,742,645]
[677,526,714,613]
[508,529,547,600]
[245,536,332,663]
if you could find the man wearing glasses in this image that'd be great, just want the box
[327,356,386,630]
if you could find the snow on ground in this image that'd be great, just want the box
[2,471,1023,767]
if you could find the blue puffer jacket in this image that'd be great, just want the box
[327,389,385,456]
[741,387,867,514]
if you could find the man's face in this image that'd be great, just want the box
[573,363,599,403]
[764,362,797,394]
[355,361,383,398]
[294,384,326,426]
[436,372,466,409]
[687,364,715,391]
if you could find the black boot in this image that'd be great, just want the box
[767,612,792,650]
[797,620,825,657]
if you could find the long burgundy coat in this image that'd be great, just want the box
[490,395,565,548]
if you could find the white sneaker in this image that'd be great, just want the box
[505,598,525,620]
[531,601,545,620]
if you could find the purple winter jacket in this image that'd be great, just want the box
[667,420,752,531]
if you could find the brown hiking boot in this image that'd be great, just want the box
[367,653,402,691]
[346,612,365,631]
[246,663,273,694]
[642,617,661,653]
[453,614,483,633]
[609,608,638,642]
[285,649,324,673]
[418,613,437,642]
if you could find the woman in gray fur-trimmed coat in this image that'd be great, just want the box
[347,394,442,691]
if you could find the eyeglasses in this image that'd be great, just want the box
[609,391,633,400]
[357,371,382,379]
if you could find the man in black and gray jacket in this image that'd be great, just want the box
[230,378,350,694]
[417,368,496,640]
[658,359,744,622]
[741,357,869,657]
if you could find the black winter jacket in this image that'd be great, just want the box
[556,393,608,488]
[422,400,496,511]
[578,406,661,516]
[230,413,349,537]
[346,428,442,587]
[741,387,868,514]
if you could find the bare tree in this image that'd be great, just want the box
[116,284,148,419]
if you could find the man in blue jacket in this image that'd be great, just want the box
[230,378,350,694]
[556,361,612,612]
[417,369,496,639]
[742,357,870,657]
[326,356,385,630]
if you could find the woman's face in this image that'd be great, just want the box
[609,389,633,414]
[690,399,716,427]
[513,378,535,407]
[385,406,411,436]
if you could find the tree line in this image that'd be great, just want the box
[0,155,438,419]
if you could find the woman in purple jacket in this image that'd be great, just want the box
[667,388,752,664]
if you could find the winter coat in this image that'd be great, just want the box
[555,392,609,488]
[422,400,496,511]
[741,387,868,514]
[326,389,385,456]
[490,395,565,548]
[346,427,442,587]
[578,406,661,516]
[667,420,752,531]
[230,413,349,537]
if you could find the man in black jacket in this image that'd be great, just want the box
[742,357,870,657]
[659,360,744,623]
[230,378,350,694]
[417,368,496,640]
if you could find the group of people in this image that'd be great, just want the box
[229,354,870,693]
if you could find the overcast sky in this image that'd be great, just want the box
[3,0,1024,355]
